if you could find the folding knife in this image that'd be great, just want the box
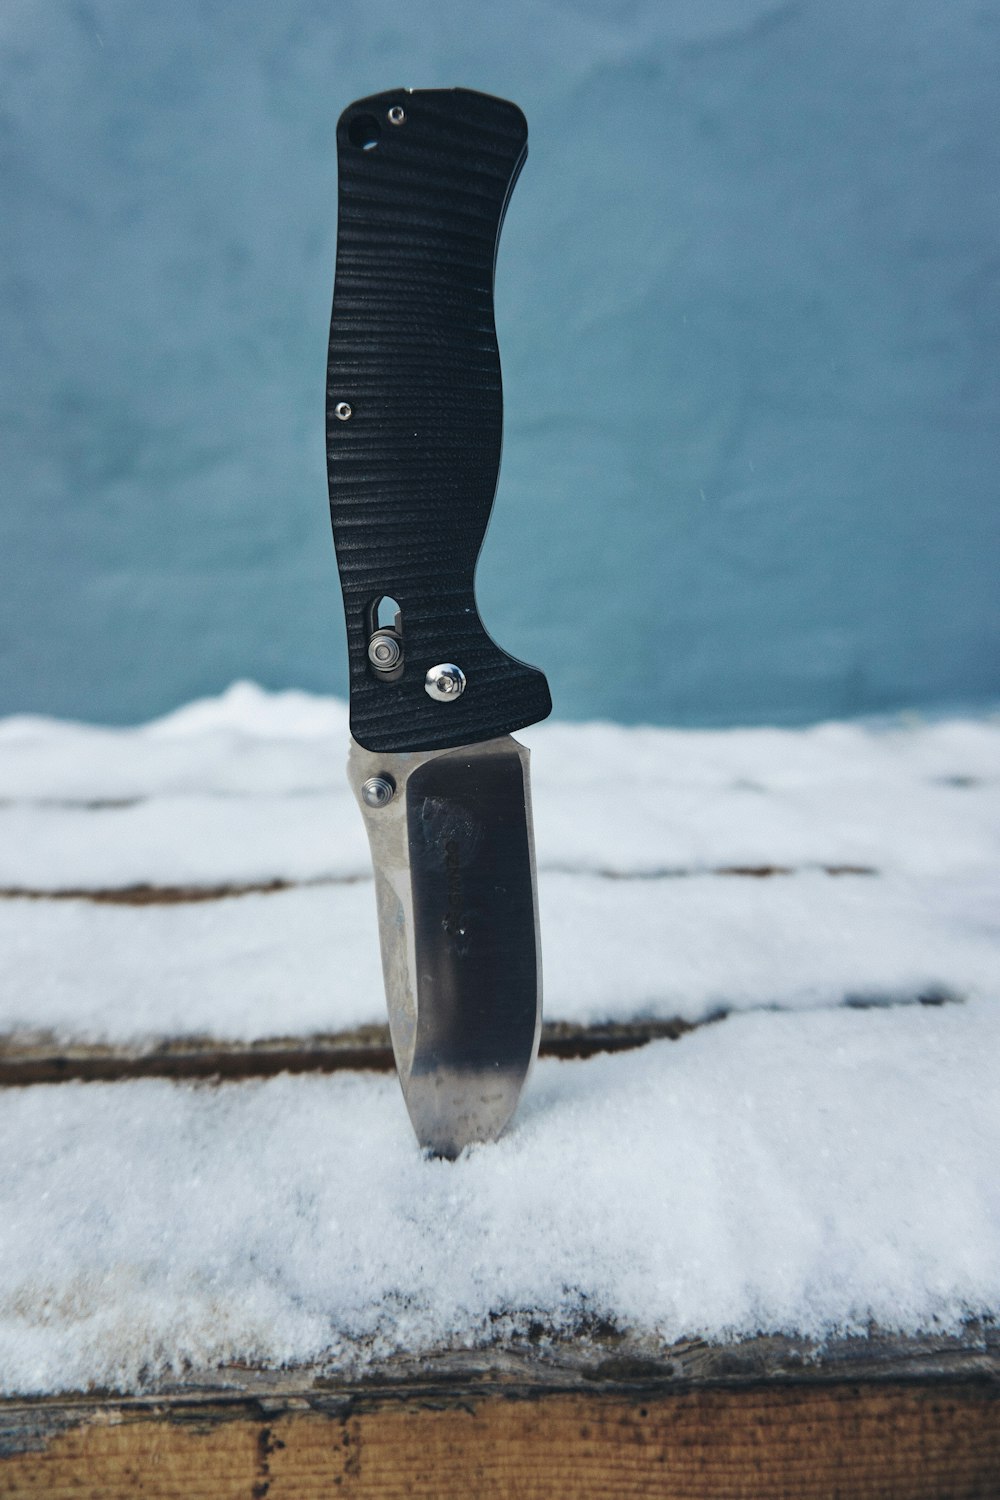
[325,89,552,1157]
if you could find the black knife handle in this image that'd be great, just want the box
[327,88,552,754]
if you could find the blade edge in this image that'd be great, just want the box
[348,734,541,1156]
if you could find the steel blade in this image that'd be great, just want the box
[348,734,541,1157]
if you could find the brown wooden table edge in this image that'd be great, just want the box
[1,1371,998,1499]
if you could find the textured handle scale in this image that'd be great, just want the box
[327,88,552,754]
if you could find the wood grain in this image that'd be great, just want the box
[2,1380,998,1498]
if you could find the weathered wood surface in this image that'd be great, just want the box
[1,1332,998,1498]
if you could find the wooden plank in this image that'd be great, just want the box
[1,1333,998,1498]
[1,1375,998,1498]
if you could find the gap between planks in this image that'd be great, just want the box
[0,1018,702,1087]
[0,863,877,907]
[0,990,959,1088]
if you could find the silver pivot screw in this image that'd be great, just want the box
[387,105,406,126]
[425,663,466,702]
[367,631,402,672]
[334,401,352,421]
[361,775,396,808]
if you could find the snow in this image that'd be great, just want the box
[0,683,997,1040]
[0,683,998,1394]
[1,999,998,1396]
[0,870,997,1043]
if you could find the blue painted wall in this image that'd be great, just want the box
[2,0,998,725]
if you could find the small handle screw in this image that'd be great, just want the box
[361,775,396,808]
[425,664,466,702]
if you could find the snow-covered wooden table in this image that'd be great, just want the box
[1,685,998,1496]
